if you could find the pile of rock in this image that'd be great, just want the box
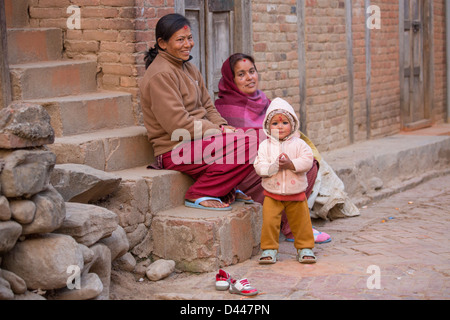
[0,102,129,300]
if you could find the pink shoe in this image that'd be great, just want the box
[285,228,331,244]
[229,278,259,296]
[313,228,331,244]
[215,269,233,291]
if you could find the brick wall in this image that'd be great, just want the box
[251,0,301,114]
[369,0,400,138]
[352,0,368,142]
[302,0,350,151]
[134,0,175,80]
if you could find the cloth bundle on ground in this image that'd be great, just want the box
[308,159,360,220]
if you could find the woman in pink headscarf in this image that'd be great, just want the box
[215,53,331,244]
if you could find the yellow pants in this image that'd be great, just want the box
[260,196,315,250]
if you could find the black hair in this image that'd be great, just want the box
[144,13,191,69]
[228,53,257,77]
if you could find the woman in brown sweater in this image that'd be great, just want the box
[139,13,262,210]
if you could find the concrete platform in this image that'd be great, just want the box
[322,124,450,206]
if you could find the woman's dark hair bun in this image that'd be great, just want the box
[144,46,159,69]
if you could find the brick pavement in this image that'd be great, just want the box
[110,173,450,300]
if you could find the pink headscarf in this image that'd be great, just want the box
[215,57,270,129]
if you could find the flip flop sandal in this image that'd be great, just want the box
[185,197,232,211]
[258,249,277,264]
[229,278,259,296]
[313,228,332,244]
[235,189,254,204]
[286,229,332,244]
[298,248,316,264]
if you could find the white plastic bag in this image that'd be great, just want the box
[309,159,360,220]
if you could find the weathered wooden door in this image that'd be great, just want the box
[402,0,431,130]
[184,0,234,100]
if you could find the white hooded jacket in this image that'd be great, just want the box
[253,98,314,195]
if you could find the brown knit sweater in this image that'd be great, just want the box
[139,51,228,157]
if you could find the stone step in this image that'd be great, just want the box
[5,0,30,28]
[26,91,135,137]
[47,126,154,172]
[99,165,262,273]
[7,28,63,65]
[106,166,193,217]
[151,203,262,273]
[10,60,97,100]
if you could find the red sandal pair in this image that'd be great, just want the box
[215,269,259,296]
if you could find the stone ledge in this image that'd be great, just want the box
[48,126,152,172]
[323,133,450,204]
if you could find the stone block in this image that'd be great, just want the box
[7,28,62,64]
[151,203,262,273]
[0,149,56,198]
[10,60,97,100]
[0,102,54,149]
[47,126,153,172]
[55,202,118,247]
[2,233,84,290]
[50,163,122,203]
[22,185,66,235]
[27,91,134,137]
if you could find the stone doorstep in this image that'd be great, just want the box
[7,28,63,65]
[151,203,263,273]
[26,91,135,137]
[10,60,97,100]
[47,126,153,172]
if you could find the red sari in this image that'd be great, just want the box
[161,130,262,202]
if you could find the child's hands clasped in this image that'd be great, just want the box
[278,153,295,170]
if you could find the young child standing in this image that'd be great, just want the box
[254,98,316,264]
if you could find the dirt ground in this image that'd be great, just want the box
[109,174,450,300]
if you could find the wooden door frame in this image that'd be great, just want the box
[206,9,234,97]
[176,0,252,55]
[175,0,252,98]
[0,0,12,109]
[399,0,434,131]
